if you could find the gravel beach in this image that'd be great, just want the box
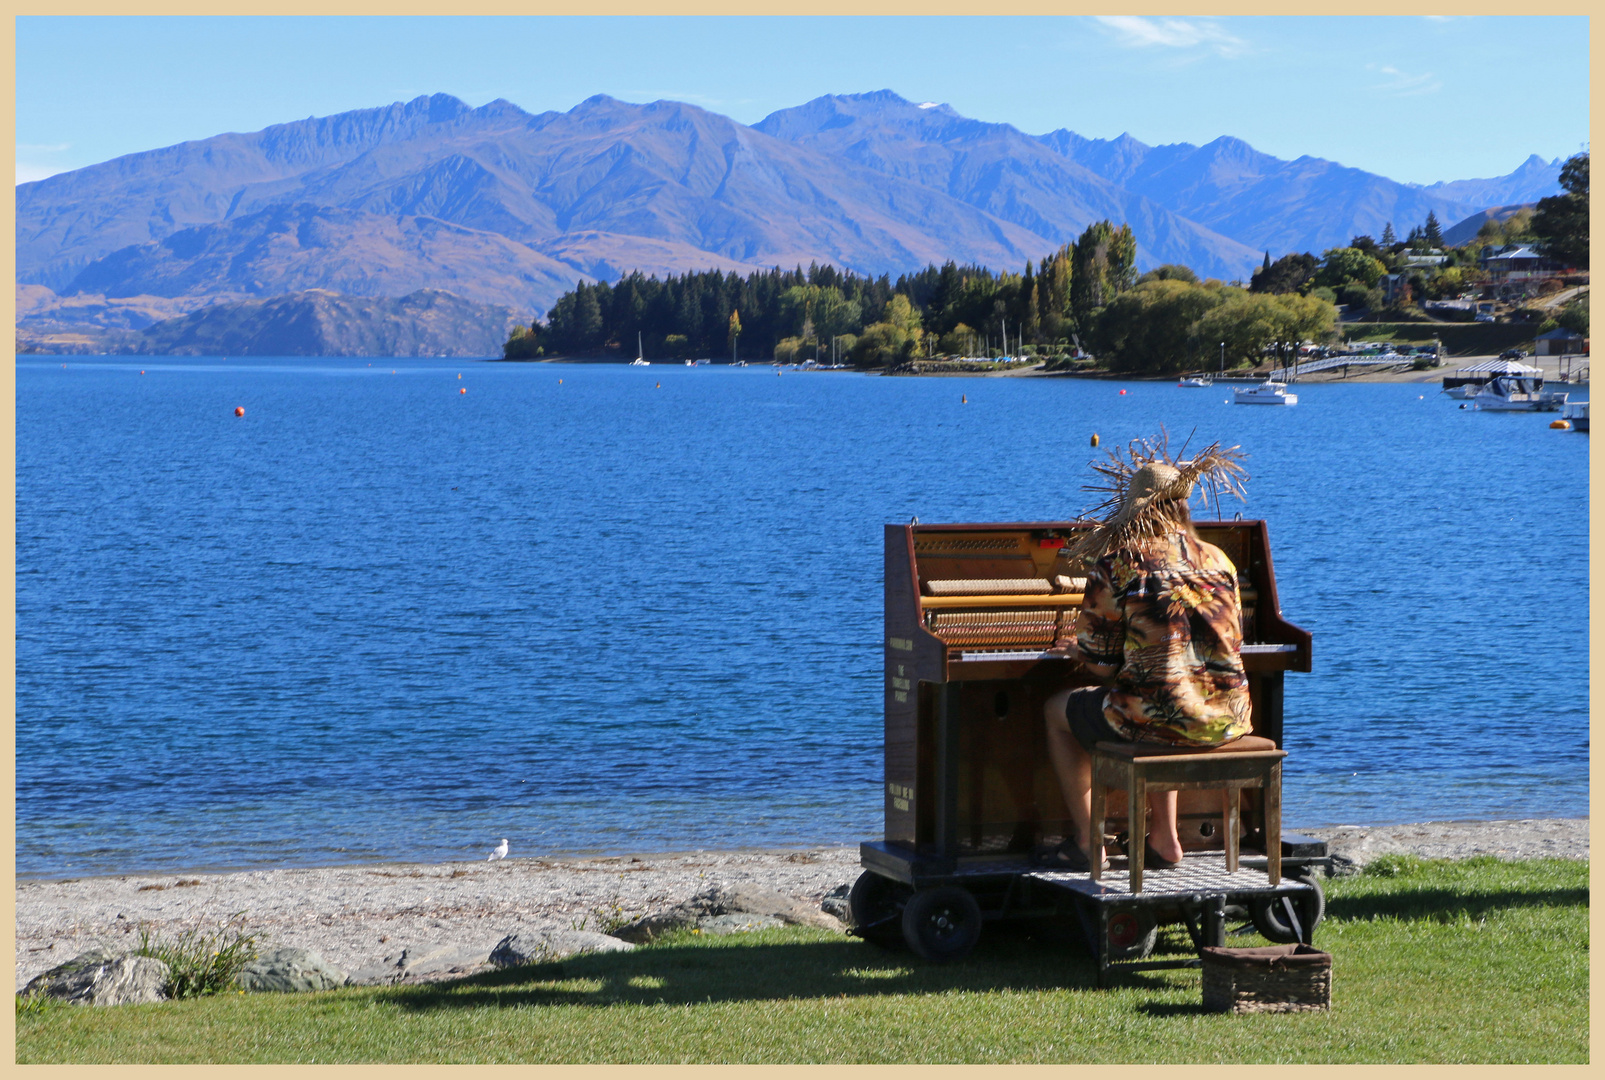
[15,817,1586,992]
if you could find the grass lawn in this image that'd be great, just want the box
[16,856,1587,1064]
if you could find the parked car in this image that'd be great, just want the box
[1476,313,1496,323]
[1500,348,1529,360]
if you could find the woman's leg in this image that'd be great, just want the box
[1043,688,1098,861]
[1147,790,1184,863]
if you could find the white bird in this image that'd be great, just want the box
[488,838,509,862]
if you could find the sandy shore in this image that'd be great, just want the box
[16,818,1586,991]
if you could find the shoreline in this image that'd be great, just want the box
[16,817,1587,992]
[14,813,1589,886]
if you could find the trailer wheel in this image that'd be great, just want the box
[901,886,982,963]
[1249,868,1325,944]
[848,871,911,947]
[1106,908,1158,960]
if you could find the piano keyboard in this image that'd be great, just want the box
[956,643,1299,662]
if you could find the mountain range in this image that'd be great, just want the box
[17,90,1562,354]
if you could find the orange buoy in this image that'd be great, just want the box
[656,382,661,388]
[460,387,466,394]
[457,374,462,379]
[234,406,245,417]
[1551,419,1570,429]
[961,394,967,404]
[558,379,563,384]
[140,370,146,375]
[1090,433,1099,448]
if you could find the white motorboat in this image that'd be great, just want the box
[1233,380,1298,405]
[1561,400,1589,431]
[1471,375,1564,412]
[1178,376,1212,388]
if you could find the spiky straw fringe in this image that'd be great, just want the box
[1065,430,1248,568]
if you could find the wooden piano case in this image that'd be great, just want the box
[882,520,1311,872]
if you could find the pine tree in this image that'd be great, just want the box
[1423,210,1443,249]
[1380,222,1397,247]
[1263,251,1272,271]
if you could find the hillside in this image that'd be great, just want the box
[18,289,520,357]
[16,90,1564,354]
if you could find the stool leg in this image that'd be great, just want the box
[1128,773,1146,894]
[1089,765,1106,882]
[1223,786,1241,873]
[1266,761,1282,885]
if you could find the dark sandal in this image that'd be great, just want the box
[1142,843,1181,870]
[1036,840,1109,872]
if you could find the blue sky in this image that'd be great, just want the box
[16,15,1590,187]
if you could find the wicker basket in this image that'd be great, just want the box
[1200,944,1331,1013]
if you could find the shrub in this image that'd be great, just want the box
[134,916,258,999]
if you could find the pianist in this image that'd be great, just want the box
[1040,438,1251,873]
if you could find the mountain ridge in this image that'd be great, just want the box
[18,89,1563,353]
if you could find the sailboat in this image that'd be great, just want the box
[629,331,650,366]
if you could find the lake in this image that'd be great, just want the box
[15,357,1589,878]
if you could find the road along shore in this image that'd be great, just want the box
[15,817,1586,991]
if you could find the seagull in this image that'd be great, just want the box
[488,838,509,862]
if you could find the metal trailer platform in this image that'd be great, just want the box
[856,839,1330,987]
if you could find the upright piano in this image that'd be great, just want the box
[878,520,1311,874]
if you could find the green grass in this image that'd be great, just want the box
[16,856,1587,1063]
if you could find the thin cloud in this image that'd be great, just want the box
[1371,64,1442,97]
[17,163,65,184]
[17,142,71,154]
[1094,16,1248,58]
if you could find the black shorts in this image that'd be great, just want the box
[1064,687,1129,752]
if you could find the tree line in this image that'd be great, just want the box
[507,152,1587,373]
[505,220,1148,367]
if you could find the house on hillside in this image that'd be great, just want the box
[1534,327,1587,356]
[1478,244,1562,282]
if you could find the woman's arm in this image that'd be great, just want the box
[1074,559,1123,682]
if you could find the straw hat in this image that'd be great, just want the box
[1065,431,1248,567]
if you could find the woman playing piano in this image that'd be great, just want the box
[1040,436,1251,872]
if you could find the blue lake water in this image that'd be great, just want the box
[16,358,1590,878]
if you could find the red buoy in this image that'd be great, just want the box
[1119,389,1126,395]
[234,406,245,417]
[459,387,466,394]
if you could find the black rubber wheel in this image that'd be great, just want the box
[901,886,983,963]
[1249,868,1326,944]
[848,871,911,947]
[1105,907,1159,961]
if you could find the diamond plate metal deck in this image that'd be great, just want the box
[1028,852,1312,899]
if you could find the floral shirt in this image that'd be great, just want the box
[1073,531,1251,746]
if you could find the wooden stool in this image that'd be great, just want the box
[1090,735,1286,894]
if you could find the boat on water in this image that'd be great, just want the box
[631,332,650,365]
[1441,358,1542,399]
[1561,400,1589,431]
[1471,375,1567,412]
[629,358,651,366]
[1178,375,1212,388]
[1234,380,1298,405]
